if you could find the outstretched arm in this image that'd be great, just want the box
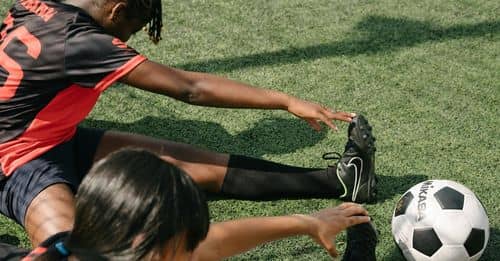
[192,203,370,261]
[120,60,355,131]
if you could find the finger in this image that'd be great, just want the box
[331,111,356,122]
[321,236,339,258]
[327,243,339,258]
[337,202,362,210]
[319,115,338,131]
[323,109,352,118]
[348,215,371,226]
[342,204,369,217]
[306,119,322,131]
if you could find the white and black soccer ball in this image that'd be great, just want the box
[391,179,489,261]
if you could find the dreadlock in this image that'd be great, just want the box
[145,0,163,43]
[127,0,163,43]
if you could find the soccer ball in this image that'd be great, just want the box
[391,180,489,261]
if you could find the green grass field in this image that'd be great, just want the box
[1,0,499,260]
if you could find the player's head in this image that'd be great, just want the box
[64,148,209,260]
[90,0,163,43]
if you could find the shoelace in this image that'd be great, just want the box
[322,152,341,167]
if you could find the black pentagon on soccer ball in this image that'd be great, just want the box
[394,191,414,217]
[464,228,485,257]
[434,186,464,210]
[413,228,442,257]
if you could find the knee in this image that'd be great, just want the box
[24,184,75,246]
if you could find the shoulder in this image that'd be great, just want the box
[65,21,139,61]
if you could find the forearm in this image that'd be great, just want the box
[178,69,292,109]
[193,215,310,261]
[121,61,294,110]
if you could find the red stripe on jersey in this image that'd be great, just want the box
[95,55,145,92]
[112,37,128,49]
[0,55,146,176]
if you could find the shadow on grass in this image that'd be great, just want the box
[384,244,406,261]
[483,227,499,260]
[234,244,321,261]
[376,174,428,203]
[83,116,328,157]
[0,234,19,245]
[177,15,500,72]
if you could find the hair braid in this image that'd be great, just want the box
[128,0,163,43]
[147,0,163,43]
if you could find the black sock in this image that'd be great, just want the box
[220,154,343,200]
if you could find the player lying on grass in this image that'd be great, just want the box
[0,0,377,247]
[21,149,374,260]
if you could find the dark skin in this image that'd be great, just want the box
[25,0,356,246]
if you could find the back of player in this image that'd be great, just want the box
[0,0,145,228]
[0,0,145,177]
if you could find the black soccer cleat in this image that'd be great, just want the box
[324,114,377,203]
[342,219,379,261]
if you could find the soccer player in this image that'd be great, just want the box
[23,149,373,260]
[0,0,377,247]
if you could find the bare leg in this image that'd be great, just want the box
[24,184,75,246]
[94,131,229,192]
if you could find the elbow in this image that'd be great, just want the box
[186,90,202,105]
[182,82,209,105]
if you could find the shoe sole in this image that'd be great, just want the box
[348,115,376,154]
[347,220,379,244]
[342,220,378,261]
[349,115,377,203]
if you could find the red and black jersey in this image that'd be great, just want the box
[0,0,146,176]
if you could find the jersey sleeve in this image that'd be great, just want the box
[64,23,146,91]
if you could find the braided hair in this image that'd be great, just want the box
[126,0,163,43]
[57,0,163,43]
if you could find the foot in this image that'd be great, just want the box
[342,219,379,261]
[324,114,377,203]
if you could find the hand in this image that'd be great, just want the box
[295,203,370,258]
[286,97,356,131]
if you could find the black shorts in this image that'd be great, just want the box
[0,127,104,226]
[0,243,29,261]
